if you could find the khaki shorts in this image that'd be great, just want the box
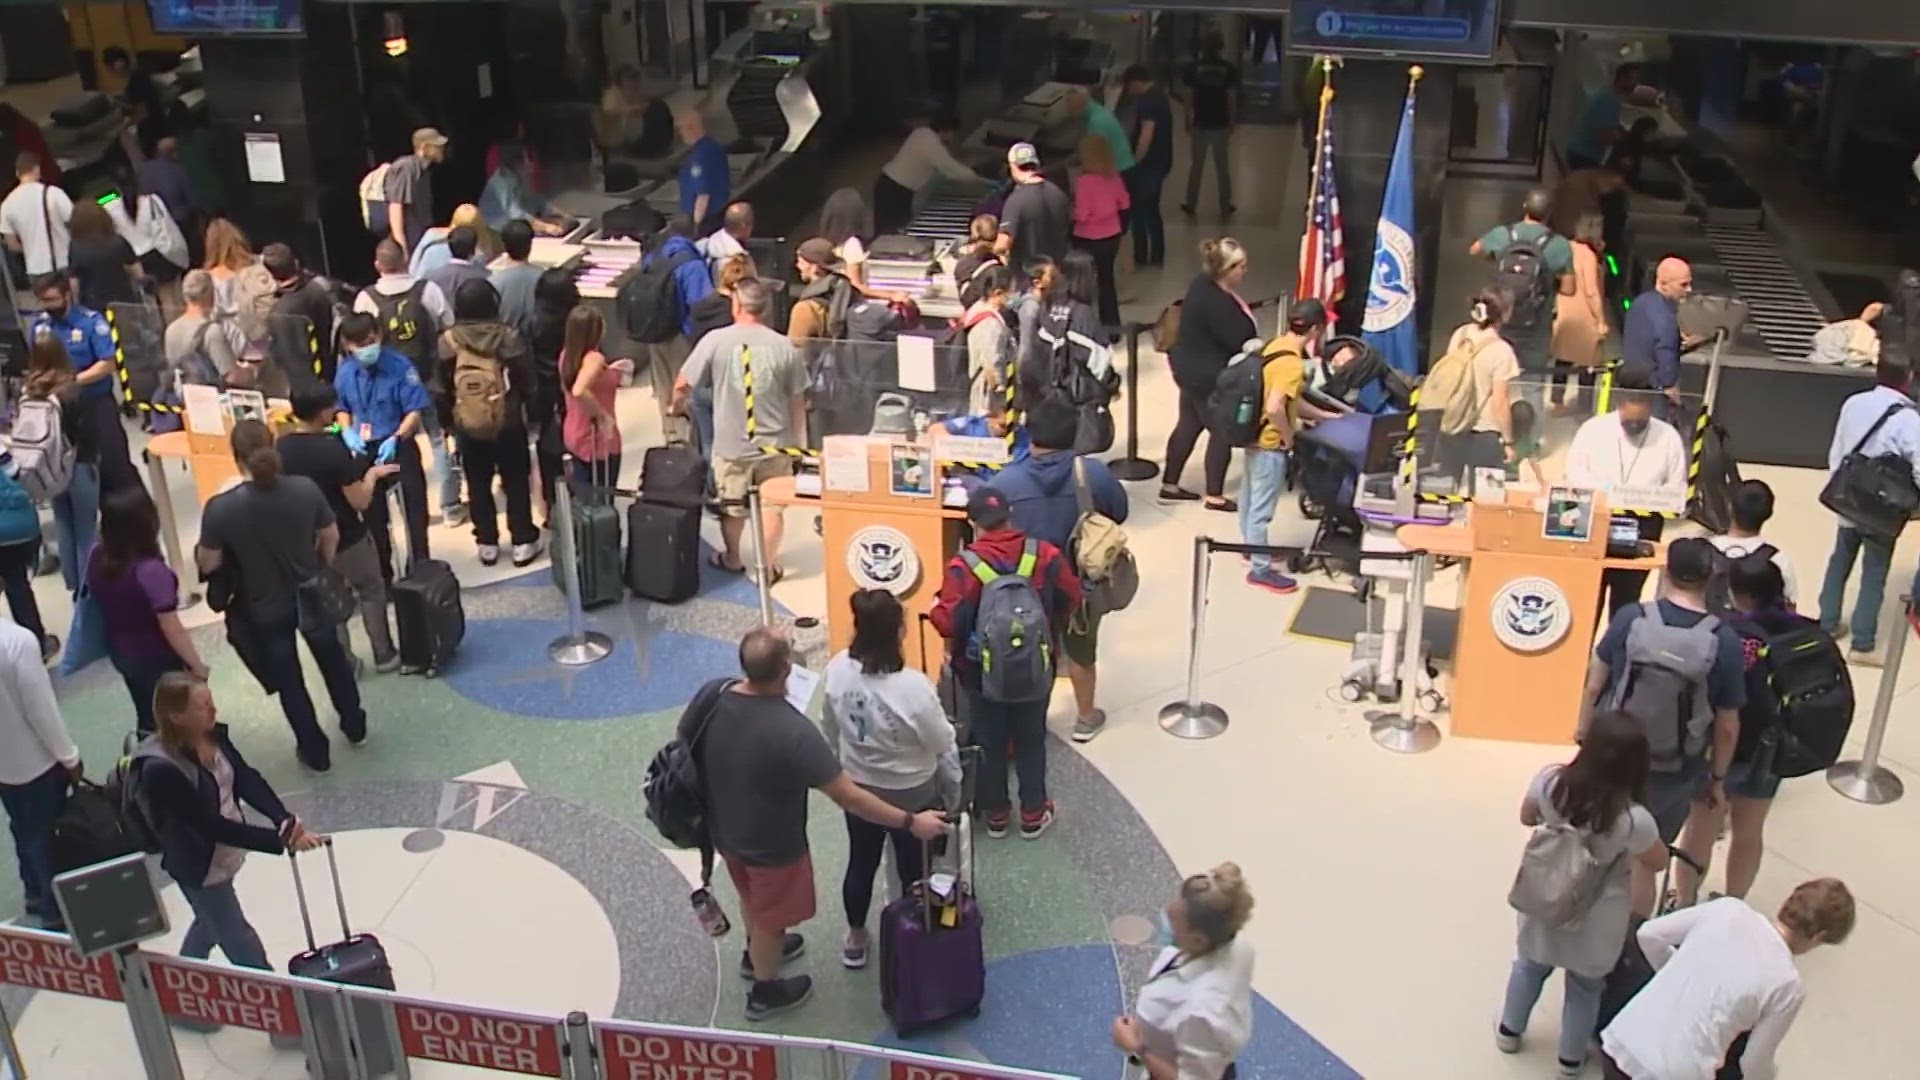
[714,452,795,516]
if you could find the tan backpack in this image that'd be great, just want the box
[1071,457,1136,620]
[1423,333,1491,436]
[447,334,509,439]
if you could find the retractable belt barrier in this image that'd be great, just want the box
[0,923,1075,1080]
[1828,596,1913,805]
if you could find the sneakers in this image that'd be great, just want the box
[1493,1026,1521,1054]
[374,652,402,674]
[841,931,869,969]
[1019,804,1055,839]
[477,544,501,566]
[737,932,806,980]
[1246,568,1299,595]
[985,812,1011,839]
[1071,709,1107,743]
[1556,1058,1585,1078]
[511,539,545,567]
[343,724,368,748]
[744,975,813,1021]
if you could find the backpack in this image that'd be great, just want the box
[956,254,1003,309]
[687,291,733,345]
[103,733,162,855]
[1748,618,1854,779]
[963,538,1055,704]
[175,320,224,387]
[620,247,698,344]
[8,397,75,500]
[49,778,144,875]
[1493,225,1558,331]
[1703,541,1777,613]
[642,678,737,874]
[1071,456,1137,618]
[0,457,38,544]
[446,333,509,438]
[846,296,906,343]
[371,282,432,374]
[1507,771,1618,928]
[1207,339,1274,447]
[1422,334,1491,436]
[1607,602,1721,774]
[358,162,391,230]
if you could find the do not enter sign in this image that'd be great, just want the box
[598,1026,779,1080]
[0,928,121,1000]
[886,1065,1005,1080]
[149,958,301,1036]
[398,1002,563,1076]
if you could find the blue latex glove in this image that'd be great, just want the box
[376,436,399,465]
[339,426,366,455]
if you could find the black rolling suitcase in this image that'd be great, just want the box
[625,500,700,603]
[556,457,625,608]
[288,838,398,1078]
[639,445,706,509]
[386,488,464,675]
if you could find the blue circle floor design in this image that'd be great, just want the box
[444,615,744,719]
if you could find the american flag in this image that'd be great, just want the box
[1296,105,1346,312]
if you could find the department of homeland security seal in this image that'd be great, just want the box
[1491,576,1571,653]
[848,525,920,597]
[1362,220,1417,334]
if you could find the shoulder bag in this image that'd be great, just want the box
[1819,402,1920,539]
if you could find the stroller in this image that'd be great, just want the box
[1289,411,1380,586]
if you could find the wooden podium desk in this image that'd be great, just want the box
[1398,502,1664,745]
[758,443,967,678]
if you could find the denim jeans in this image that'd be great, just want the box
[178,880,271,970]
[418,412,463,517]
[1124,166,1167,265]
[51,461,101,595]
[1819,524,1894,650]
[257,611,366,764]
[962,684,1049,814]
[1185,128,1232,210]
[0,765,68,920]
[1500,955,1605,1066]
[1240,447,1289,574]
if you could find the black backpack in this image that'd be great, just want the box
[1208,340,1278,447]
[687,291,733,346]
[642,678,737,863]
[370,282,432,375]
[620,247,699,344]
[49,777,144,875]
[1704,541,1776,614]
[1493,225,1557,331]
[1747,616,1854,778]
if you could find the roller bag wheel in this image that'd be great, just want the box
[288,839,398,1078]
[879,816,985,1035]
[625,500,700,603]
[639,445,706,510]
[557,465,626,609]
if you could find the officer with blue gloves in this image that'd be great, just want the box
[29,274,139,495]
[333,311,432,580]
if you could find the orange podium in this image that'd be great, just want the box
[1398,494,1661,745]
[760,439,969,678]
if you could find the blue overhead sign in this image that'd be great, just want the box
[1291,0,1501,61]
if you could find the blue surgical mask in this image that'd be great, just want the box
[352,344,381,367]
[1154,910,1175,949]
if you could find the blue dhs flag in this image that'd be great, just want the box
[1361,69,1423,401]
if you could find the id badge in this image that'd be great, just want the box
[359,423,373,443]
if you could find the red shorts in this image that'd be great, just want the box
[723,851,817,931]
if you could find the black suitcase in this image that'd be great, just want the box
[625,500,700,603]
[555,459,625,609]
[288,839,399,1078]
[386,489,464,675]
[639,445,706,509]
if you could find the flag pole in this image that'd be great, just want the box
[1295,55,1336,322]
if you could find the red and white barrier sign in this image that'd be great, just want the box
[885,1065,1006,1080]
[397,1000,563,1076]
[148,957,301,1036]
[598,1024,781,1080]
[0,928,121,1000]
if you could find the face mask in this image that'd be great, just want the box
[43,304,66,321]
[1154,910,1175,950]
[352,344,382,367]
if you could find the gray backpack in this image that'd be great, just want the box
[869,392,916,438]
[1507,771,1617,927]
[1607,602,1720,773]
[963,538,1054,703]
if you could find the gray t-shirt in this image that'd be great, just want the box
[684,688,841,867]
[680,322,808,461]
[163,311,240,380]
[491,262,543,341]
[198,476,335,626]
[1000,179,1072,267]
[1516,765,1661,978]
[382,154,435,251]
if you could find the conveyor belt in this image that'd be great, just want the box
[1704,223,1827,362]
[905,195,978,242]
[727,66,790,146]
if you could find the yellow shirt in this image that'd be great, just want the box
[1258,334,1308,450]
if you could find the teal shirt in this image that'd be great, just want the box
[1085,102,1135,171]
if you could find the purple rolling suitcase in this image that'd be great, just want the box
[879,813,985,1035]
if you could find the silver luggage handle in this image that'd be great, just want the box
[287,836,353,952]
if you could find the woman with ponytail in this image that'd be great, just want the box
[1111,862,1256,1080]
[1438,288,1523,485]
[195,420,366,773]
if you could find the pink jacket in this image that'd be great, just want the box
[1073,172,1131,241]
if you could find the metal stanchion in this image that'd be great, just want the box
[1828,596,1909,804]
[1107,324,1161,482]
[748,486,776,627]
[115,949,186,1080]
[1700,328,1728,415]
[1158,535,1228,738]
[561,1010,598,1080]
[142,449,200,609]
[1367,551,1441,753]
[547,459,612,666]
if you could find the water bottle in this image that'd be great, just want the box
[690,888,731,938]
[1235,398,1255,426]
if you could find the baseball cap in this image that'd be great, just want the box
[1007,142,1040,170]
[1665,536,1716,587]
[967,488,1012,530]
[412,127,449,150]
[795,237,839,269]
[1287,298,1329,331]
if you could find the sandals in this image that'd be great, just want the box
[1204,498,1238,513]
[709,552,746,574]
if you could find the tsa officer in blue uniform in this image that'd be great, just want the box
[333,311,433,580]
[675,108,730,237]
[30,274,140,495]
